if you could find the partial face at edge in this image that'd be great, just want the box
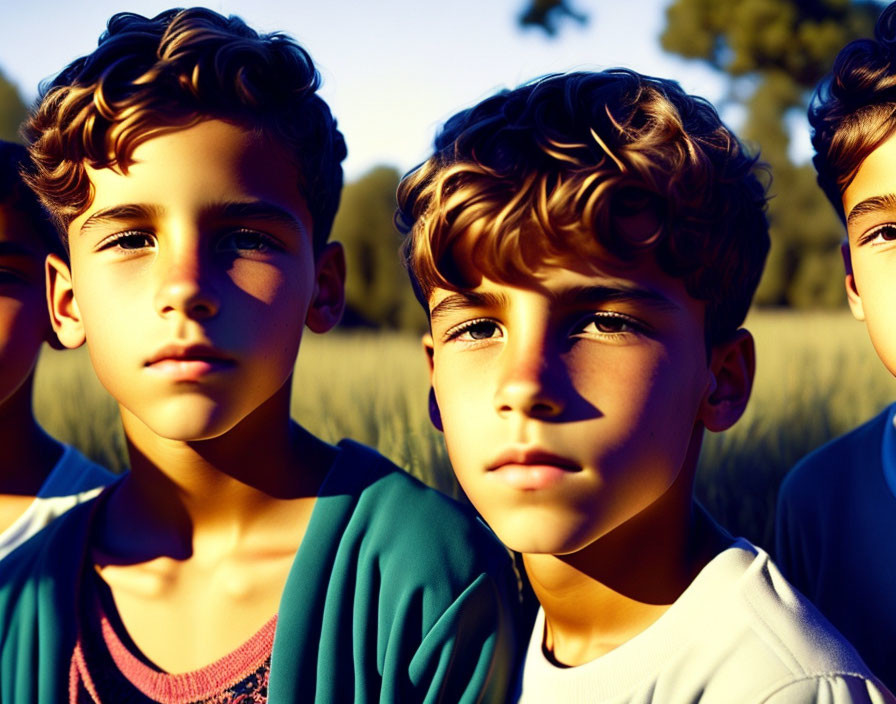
[424,252,740,556]
[0,204,52,411]
[49,119,345,442]
[842,133,896,376]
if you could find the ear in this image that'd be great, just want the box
[841,241,865,321]
[46,253,85,349]
[700,328,755,433]
[37,254,65,351]
[305,242,346,333]
[422,333,443,432]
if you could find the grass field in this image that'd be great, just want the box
[32,308,896,552]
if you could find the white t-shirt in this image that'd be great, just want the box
[0,445,116,562]
[518,539,893,703]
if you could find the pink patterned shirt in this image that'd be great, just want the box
[69,579,276,704]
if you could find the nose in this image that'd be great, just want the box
[493,335,565,419]
[153,245,220,321]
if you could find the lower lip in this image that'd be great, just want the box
[145,359,233,381]
[489,464,575,490]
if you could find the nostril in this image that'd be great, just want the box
[530,400,561,416]
[189,302,215,318]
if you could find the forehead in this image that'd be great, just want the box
[69,119,310,235]
[842,133,896,225]
[428,249,697,317]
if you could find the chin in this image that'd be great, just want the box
[123,398,243,444]
[485,510,599,556]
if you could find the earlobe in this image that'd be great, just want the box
[701,329,755,433]
[46,253,86,349]
[428,387,444,432]
[421,334,443,432]
[841,241,865,321]
[305,242,346,333]
[844,272,865,321]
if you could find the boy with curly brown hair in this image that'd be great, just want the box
[0,8,518,702]
[398,69,892,702]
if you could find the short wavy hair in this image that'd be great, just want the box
[24,7,346,251]
[397,70,770,347]
[810,2,896,222]
[0,140,60,257]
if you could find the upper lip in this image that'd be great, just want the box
[486,447,580,472]
[144,344,234,367]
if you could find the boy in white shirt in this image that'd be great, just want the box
[397,69,893,702]
[777,1,896,692]
[0,140,114,562]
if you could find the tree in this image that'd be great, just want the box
[519,0,587,35]
[662,0,881,307]
[0,68,27,143]
[331,166,427,331]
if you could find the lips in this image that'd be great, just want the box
[486,447,580,490]
[486,448,579,472]
[144,344,235,381]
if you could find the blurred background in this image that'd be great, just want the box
[3,0,894,549]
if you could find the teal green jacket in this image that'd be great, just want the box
[0,440,519,702]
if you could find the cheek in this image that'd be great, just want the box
[851,260,896,372]
[0,296,47,397]
[863,303,896,375]
[433,361,492,451]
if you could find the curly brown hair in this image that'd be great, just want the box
[810,2,896,222]
[396,70,770,346]
[24,7,346,252]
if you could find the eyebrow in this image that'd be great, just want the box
[429,283,679,322]
[430,291,510,322]
[846,193,896,227]
[77,201,309,237]
[78,204,164,237]
[560,284,680,311]
[214,201,309,234]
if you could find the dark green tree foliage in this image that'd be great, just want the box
[0,69,27,143]
[331,166,427,331]
[519,0,587,35]
[662,0,880,307]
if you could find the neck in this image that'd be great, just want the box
[0,373,63,495]
[102,383,336,561]
[523,428,731,667]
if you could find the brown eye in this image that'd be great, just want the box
[448,319,503,342]
[876,225,896,241]
[217,229,275,253]
[862,223,896,245]
[573,312,641,336]
[115,233,153,249]
[464,321,500,340]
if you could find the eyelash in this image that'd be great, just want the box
[443,317,501,343]
[442,311,645,344]
[95,229,283,254]
[216,229,282,253]
[97,230,155,252]
[572,311,645,337]
[859,223,896,246]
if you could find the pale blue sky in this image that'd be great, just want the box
[0,0,807,180]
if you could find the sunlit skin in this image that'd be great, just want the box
[425,251,753,666]
[842,133,896,376]
[47,119,345,672]
[0,203,63,530]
